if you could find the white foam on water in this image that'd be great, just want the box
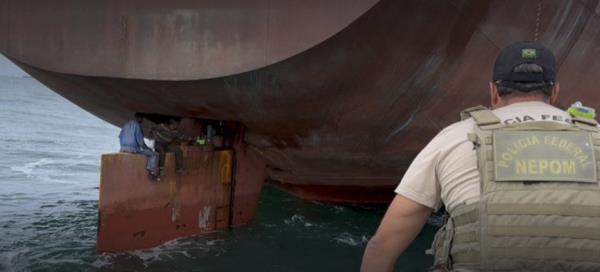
[333,232,369,247]
[283,214,321,228]
[91,253,123,269]
[331,206,345,213]
[284,214,305,225]
[104,236,225,267]
[205,239,224,246]
[9,158,54,176]
[9,156,100,186]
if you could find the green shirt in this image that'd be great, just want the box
[152,124,183,143]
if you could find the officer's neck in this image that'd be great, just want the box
[491,95,549,110]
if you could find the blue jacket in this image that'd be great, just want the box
[119,120,148,152]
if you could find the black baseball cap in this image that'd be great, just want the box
[493,42,556,90]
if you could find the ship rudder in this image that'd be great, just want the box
[96,144,265,252]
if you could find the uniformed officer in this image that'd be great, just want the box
[361,42,600,271]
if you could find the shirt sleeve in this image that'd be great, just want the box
[395,120,473,211]
[134,124,148,150]
[395,137,443,211]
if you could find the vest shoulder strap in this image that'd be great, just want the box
[460,106,501,128]
[501,121,574,131]
[460,105,488,120]
[572,117,600,132]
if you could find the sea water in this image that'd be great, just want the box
[0,76,438,272]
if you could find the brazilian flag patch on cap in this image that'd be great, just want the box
[522,48,537,59]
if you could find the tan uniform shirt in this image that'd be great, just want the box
[395,101,573,213]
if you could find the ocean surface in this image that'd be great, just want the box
[0,76,439,272]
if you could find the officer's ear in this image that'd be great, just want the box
[489,82,502,109]
[548,83,560,105]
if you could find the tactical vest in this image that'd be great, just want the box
[429,106,600,272]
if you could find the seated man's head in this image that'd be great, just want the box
[490,42,559,109]
[134,112,144,124]
[168,118,180,130]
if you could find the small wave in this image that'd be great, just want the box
[283,214,305,225]
[90,255,113,270]
[9,158,54,176]
[205,239,224,246]
[93,236,225,269]
[0,193,35,202]
[333,232,369,247]
[331,206,345,213]
[39,175,83,185]
[310,201,347,213]
[283,214,319,228]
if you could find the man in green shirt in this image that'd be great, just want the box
[152,118,186,176]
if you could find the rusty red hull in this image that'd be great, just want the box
[4,1,600,202]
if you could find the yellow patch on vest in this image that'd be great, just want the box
[493,131,597,182]
[515,160,576,175]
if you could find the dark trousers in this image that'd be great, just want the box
[156,141,183,171]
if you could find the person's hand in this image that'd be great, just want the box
[179,135,194,142]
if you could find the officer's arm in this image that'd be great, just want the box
[361,194,433,272]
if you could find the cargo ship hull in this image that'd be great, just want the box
[4,0,600,203]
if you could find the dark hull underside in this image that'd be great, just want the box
[4,0,600,202]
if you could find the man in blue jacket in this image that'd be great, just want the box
[119,112,159,180]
